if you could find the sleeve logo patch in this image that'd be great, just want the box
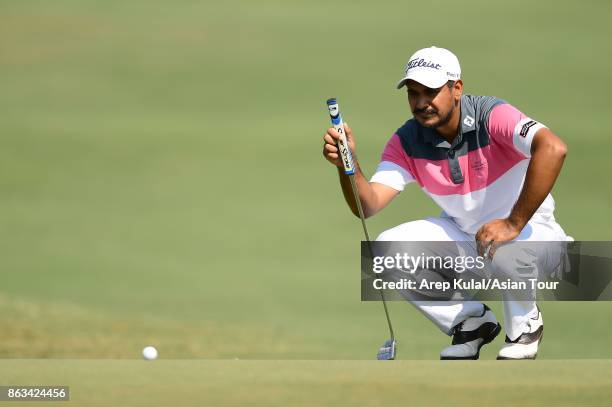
[519,120,537,137]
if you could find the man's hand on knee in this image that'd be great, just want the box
[475,219,522,258]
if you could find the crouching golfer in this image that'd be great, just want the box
[322,46,568,360]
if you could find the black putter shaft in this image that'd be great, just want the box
[326,98,395,342]
[347,175,395,341]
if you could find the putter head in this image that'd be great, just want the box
[376,339,397,360]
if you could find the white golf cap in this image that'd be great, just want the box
[396,46,461,89]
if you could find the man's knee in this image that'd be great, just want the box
[376,219,454,242]
[489,243,538,279]
[376,227,403,242]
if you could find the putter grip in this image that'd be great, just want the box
[326,98,355,175]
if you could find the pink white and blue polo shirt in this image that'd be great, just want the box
[370,94,555,234]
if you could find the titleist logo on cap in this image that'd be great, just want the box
[407,58,442,70]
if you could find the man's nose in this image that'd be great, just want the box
[414,96,430,110]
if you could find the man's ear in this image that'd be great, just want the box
[454,80,463,104]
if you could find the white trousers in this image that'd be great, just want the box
[376,216,567,341]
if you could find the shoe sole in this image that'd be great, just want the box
[441,322,502,360]
[496,355,537,360]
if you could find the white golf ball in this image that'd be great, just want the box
[142,346,158,360]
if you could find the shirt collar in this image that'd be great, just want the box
[422,127,448,147]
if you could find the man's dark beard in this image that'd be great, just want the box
[417,104,454,129]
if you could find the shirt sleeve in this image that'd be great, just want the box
[369,133,415,191]
[487,103,548,158]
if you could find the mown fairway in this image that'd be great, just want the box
[1,360,612,407]
[1,0,612,405]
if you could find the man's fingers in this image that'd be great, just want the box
[477,236,495,258]
[323,134,336,145]
[476,231,490,257]
[324,143,338,154]
[478,242,491,258]
[483,240,494,259]
[475,225,491,256]
[475,225,486,242]
[323,124,354,169]
[476,240,485,257]
[321,144,339,160]
[322,148,340,163]
[326,127,341,140]
[488,241,500,258]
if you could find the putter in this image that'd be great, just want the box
[326,98,397,360]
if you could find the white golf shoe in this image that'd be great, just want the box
[440,304,501,360]
[497,308,543,360]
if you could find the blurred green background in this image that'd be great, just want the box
[1,0,611,361]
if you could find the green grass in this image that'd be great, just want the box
[0,360,611,406]
[0,1,612,404]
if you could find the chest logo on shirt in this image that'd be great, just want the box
[463,115,475,127]
[471,159,486,172]
[520,120,537,137]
